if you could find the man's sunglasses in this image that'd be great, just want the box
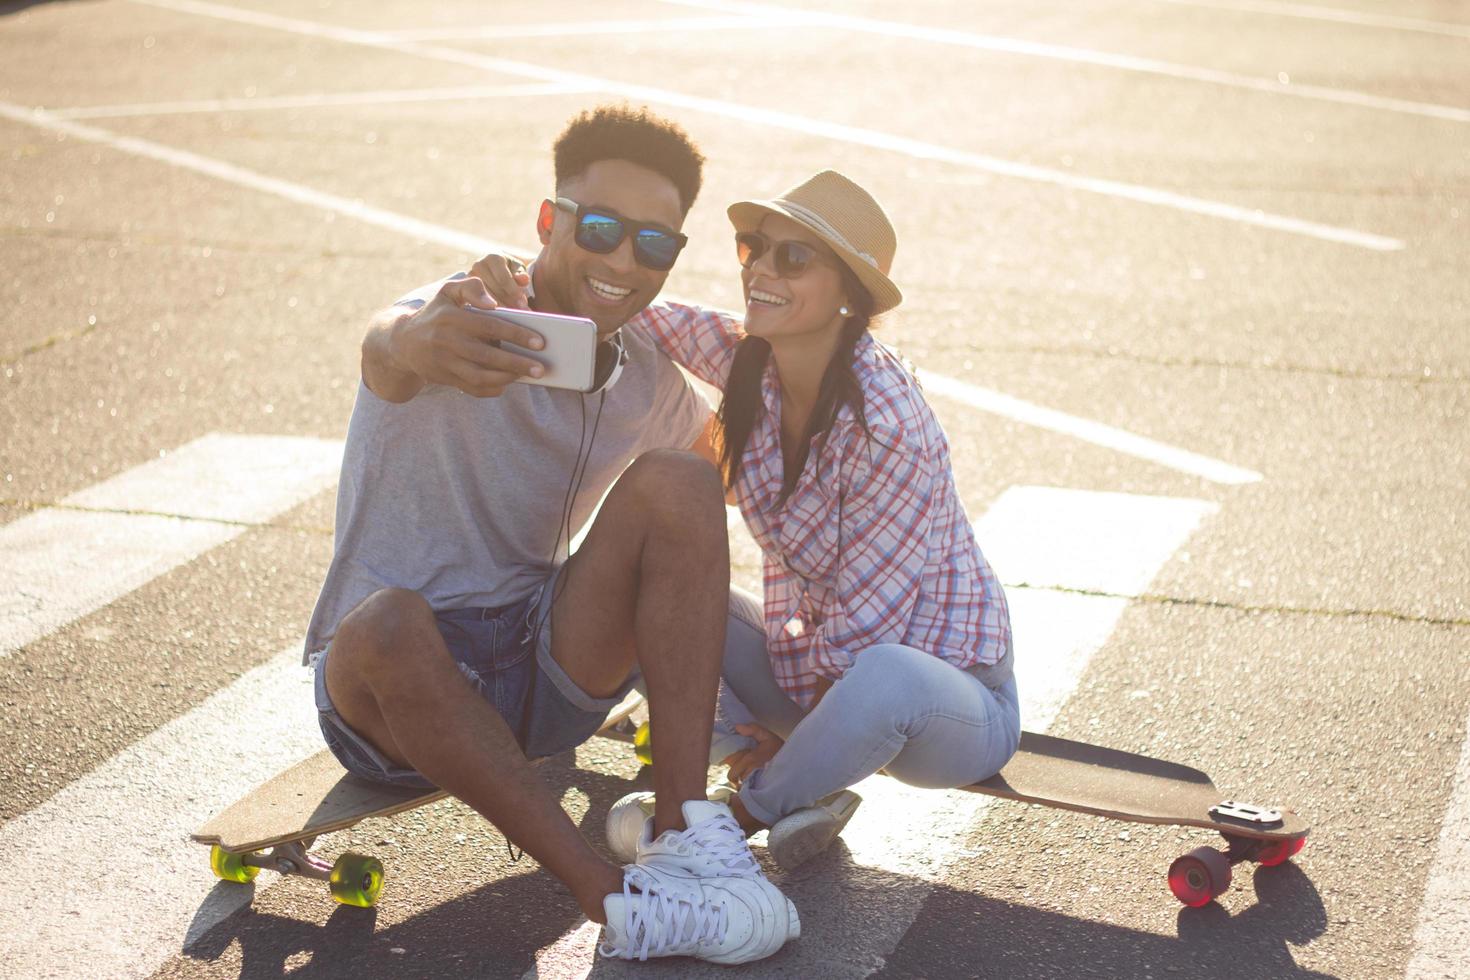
[553,198,687,272]
[735,230,836,279]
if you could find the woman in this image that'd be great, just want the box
[610,170,1020,869]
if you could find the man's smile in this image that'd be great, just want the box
[586,275,634,304]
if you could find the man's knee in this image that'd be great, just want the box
[332,587,437,677]
[620,449,726,536]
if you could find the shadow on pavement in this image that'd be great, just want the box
[181,752,1330,979]
[870,859,1333,980]
[180,753,640,978]
[574,840,1330,980]
[0,1,81,17]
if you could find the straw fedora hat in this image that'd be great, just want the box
[727,170,903,315]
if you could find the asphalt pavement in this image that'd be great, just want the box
[1,1,1467,978]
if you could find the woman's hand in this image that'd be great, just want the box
[722,723,784,787]
[467,253,532,309]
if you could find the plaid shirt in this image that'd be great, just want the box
[636,301,1012,709]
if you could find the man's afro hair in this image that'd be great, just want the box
[553,105,705,214]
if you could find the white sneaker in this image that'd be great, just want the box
[605,792,656,865]
[604,788,737,868]
[598,863,796,964]
[766,789,863,870]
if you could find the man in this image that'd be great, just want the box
[303,106,797,964]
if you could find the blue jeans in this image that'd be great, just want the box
[713,588,1021,826]
[313,569,638,791]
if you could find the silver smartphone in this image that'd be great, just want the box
[469,306,600,393]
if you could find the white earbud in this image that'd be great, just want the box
[839,305,851,317]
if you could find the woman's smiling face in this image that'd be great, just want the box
[740,213,849,343]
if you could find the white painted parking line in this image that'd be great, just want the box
[527,485,1218,976]
[981,486,1219,726]
[126,0,1407,252]
[0,646,321,980]
[980,485,1220,718]
[916,369,1263,485]
[978,485,1222,593]
[1151,0,1470,40]
[378,15,801,43]
[0,101,1265,487]
[48,81,589,121]
[0,101,515,256]
[660,0,1470,124]
[0,433,342,656]
[1407,707,1470,979]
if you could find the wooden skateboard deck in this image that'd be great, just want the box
[193,690,643,906]
[957,731,1309,905]
[965,731,1308,838]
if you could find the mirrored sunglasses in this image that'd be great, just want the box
[554,198,687,272]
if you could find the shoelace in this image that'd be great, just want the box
[680,813,761,876]
[600,867,728,961]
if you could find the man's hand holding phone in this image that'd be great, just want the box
[383,276,547,400]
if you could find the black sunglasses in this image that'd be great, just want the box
[553,198,688,272]
[734,230,838,279]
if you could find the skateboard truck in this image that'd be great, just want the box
[1208,800,1284,828]
[208,838,385,907]
[241,839,333,881]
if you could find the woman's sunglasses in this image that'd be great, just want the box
[735,230,835,279]
[553,198,688,272]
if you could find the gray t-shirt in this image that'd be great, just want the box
[302,278,714,661]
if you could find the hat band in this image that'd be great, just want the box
[777,200,882,272]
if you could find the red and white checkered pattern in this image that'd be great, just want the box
[637,301,1012,710]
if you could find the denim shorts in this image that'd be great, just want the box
[313,569,638,790]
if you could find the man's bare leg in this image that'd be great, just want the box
[323,449,729,915]
[324,589,622,921]
[544,449,729,836]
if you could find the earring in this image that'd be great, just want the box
[839,305,851,317]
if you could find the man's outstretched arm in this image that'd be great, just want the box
[361,275,547,403]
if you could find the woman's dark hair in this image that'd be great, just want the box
[553,106,705,215]
[717,263,878,503]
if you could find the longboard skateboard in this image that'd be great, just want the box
[958,731,1309,906]
[631,721,1309,906]
[193,690,644,907]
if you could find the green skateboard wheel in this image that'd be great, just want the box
[209,845,260,884]
[633,721,653,766]
[329,852,384,907]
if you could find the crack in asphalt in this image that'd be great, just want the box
[4,498,1465,630]
[0,223,402,260]
[0,498,333,536]
[2,321,103,366]
[948,341,1466,385]
[1014,580,1470,629]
